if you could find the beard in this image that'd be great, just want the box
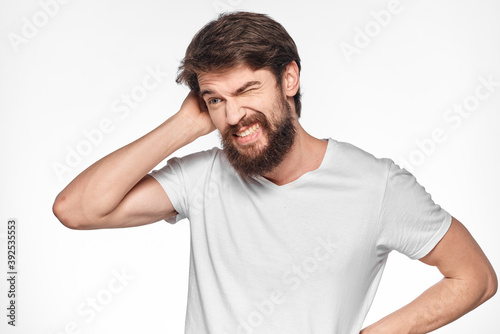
[220,93,297,177]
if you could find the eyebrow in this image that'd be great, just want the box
[200,80,261,98]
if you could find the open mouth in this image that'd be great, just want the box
[235,123,260,137]
[232,122,262,145]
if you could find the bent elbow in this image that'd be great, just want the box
[53,193,107,230]
[473,262,498,306]
[52,194,85,230]
[485,266,498,301]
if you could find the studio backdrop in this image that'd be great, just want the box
[1,0,499,333]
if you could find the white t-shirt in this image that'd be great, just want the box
[150,138,452,334]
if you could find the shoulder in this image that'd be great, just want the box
[167,146,223,168]
[151,146,225,181]
[326,138,393,179]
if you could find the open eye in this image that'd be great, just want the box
[208,98,223,105]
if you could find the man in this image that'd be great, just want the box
[53,11,497,334]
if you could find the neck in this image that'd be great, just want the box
[261,122,328,186]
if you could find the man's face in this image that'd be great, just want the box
[198,65,296,177]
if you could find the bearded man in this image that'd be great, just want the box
[53,11,497,334]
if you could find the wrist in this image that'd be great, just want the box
[173,109,214,139]
[167,112,202,142]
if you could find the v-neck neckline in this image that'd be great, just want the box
[252,138,337,191]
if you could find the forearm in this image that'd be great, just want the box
[54,112,199,226]
[361,275,495,334]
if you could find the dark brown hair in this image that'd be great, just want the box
[176,11,302,117]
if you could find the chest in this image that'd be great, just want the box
[189,177,383,280]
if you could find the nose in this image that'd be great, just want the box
[225,98,246,126]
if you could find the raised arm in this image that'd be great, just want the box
[361,216,497,333]
[53,92,214,230]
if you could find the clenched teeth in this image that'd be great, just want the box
[236,123,260,137]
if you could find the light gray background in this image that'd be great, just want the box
[1,0,499,333]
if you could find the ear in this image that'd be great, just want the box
[282,61,300,98]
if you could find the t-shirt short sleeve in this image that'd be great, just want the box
[377,161,452,260]
[149,156,189,224]
[148,148,219,224]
